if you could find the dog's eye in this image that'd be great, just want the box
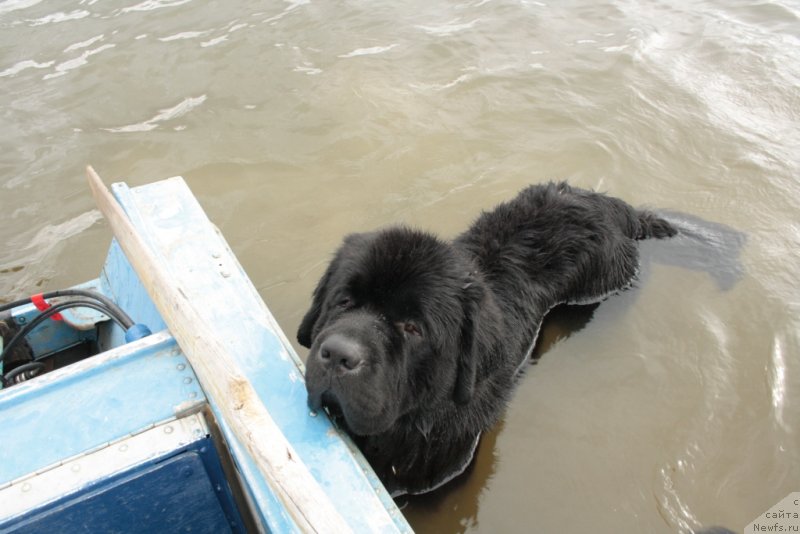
[336,297,353,309]
[402,321,422,337]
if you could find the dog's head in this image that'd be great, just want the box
[298,227,487,436]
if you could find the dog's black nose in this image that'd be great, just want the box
[318,334,364,372]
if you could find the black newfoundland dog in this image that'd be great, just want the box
[298,182,676,496]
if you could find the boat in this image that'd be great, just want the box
[0,169,412,533]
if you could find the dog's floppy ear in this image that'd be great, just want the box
[297,233,369,348]
[297,248,347,348]
[297,261,335,348]
[453,279,484,404]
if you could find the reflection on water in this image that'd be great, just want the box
[651,212,747,291]
[1,0,798,532]
[400,304,600,531]
[401,419,505,533]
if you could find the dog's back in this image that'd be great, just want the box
[455,181,676,311]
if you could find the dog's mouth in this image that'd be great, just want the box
[308,388,346,420]
[310,387,396,437]
[320,390,344,419]
[317,390,362,435]
[305,339,401,437]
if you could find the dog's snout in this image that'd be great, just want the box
[318,334,364,372]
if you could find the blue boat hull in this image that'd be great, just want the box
[0,177,410,533]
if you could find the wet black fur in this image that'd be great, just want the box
[298,182,676,496]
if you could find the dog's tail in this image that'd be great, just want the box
[636,210,678,240]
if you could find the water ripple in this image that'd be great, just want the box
[338,44,398,58]
[26,9,89,25]
[262,0,309,25]
[769,335,788,432]
[43,43,115,80]
[64,34,105,53]
[158,30,212,42]
[103,95,208,133]
[121,0,191,14]
[0,0,42,16]
[201,35,228,48]
[0,210,102,272]
[416,19,480,36]
[655,464,701,533]
[0,59,54,78]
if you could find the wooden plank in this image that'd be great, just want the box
[86,166,353,534]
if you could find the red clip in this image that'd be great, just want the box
[31,293,63,321]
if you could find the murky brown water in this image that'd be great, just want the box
[2,1,798,532]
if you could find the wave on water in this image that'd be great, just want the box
[338,44,398,58]
[103,95,208,133]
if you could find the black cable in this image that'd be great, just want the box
[1,300,129,364]
[0,289,134,329]
[3,361,45,386]
[0,297,31,312]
